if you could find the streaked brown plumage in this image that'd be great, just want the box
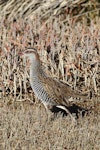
[21,48,88,121]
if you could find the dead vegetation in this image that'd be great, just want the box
[0,0,100,21]
[0,0,100,149]
[0,16,100,100]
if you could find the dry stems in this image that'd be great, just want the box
[0,1,100,149]
[0,16,100,100]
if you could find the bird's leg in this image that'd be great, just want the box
[44,104,54,122]
[56,105,76,122]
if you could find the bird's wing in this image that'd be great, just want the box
[40,77,71,105]
[40,76,88,103]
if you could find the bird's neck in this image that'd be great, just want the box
[29,59,46,78]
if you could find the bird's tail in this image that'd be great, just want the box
[70,89,89,100]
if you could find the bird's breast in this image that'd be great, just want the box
[30,76,54,105]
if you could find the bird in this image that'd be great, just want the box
[20,48,88,121]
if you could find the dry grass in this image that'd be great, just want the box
[0,0,99,20]
[0,97,100,150]
[0,1,100,149]
[0,16,100,100]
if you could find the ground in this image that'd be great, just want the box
[0,97,99,150]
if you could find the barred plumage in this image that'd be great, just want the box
[21,48,88,121]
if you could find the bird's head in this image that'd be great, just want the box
[20,48,40,62]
